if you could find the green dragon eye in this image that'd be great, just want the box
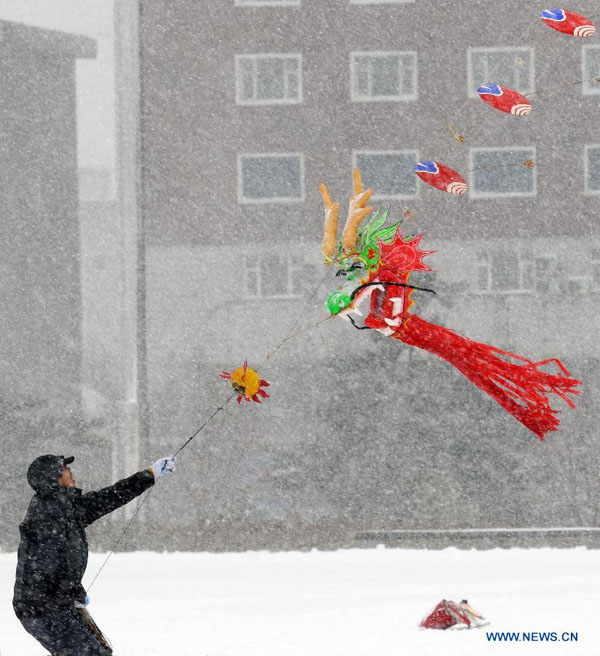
[326,291,352,315]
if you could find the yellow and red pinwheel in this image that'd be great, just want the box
[221,360,270,404]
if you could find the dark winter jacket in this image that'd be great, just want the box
[13,469,155,618]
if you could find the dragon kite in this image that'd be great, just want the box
[320,169,581,440]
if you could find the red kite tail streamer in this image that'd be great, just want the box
[392,314,581,440]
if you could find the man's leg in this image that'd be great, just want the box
[59,607,113,655]
[18,613,64,654]
[19,608,112,656]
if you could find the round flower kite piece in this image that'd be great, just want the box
[221,361,270,404]
[540,8,596,37]
[477,84,532,116]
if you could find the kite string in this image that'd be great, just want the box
[525,75,600,98]
[442,4,542,143]
[86,264,331,590]
[394,7,547,225]
[445,6,598,144]
[87,490,152,591]
[260,268,330,365]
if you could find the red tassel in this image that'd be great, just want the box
[392,314,580,440]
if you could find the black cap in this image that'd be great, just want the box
[27,455,75,493]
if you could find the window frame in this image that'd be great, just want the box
[244,254,306,299]
[237,152,305,204]
[584,144,600,195]
[532,254,559,294]
[467,46,535,98]
[567,276,592,295]
[352,149,419,199]
[235,53,303,105]
[582,44,600,95]
[350,50,418,102]
[475,250,539,295]
[469,146,537,199]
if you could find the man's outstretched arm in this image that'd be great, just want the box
[78,456,176,526]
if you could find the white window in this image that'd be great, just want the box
[238,153,304,203]
[235,0,300,6]
[567,277,592,295]
[245,255,308,298]
[353,151,418,198]
[469,147,536,198]
[468,47,534,97]
[533,256,559,294]
[351,51,417,101]
[477,251,559,293]
[476,251,537,293]
[236,54,302,105]
[582,45,600,95]
[584,145,600,194]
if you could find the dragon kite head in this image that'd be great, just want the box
[320,168,435,328]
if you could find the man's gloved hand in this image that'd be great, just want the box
[149,456,176,479]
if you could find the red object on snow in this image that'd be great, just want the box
[420,600,472,630]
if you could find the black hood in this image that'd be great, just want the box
[26,455,74,494]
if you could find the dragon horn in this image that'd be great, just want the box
[342,168,373,252]
[319,183,339,259]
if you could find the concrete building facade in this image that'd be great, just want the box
[138,1,600,549]
[0,20,97,546]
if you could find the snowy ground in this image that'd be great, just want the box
[1,547,599,656]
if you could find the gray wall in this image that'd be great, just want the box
[0,22,97,548]
[138,0,600,550]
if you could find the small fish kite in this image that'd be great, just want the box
[221,361,270,404]
[477,84,532,116]
[414,161,467,195]
[320,169,581,440]
[540,8,597,37]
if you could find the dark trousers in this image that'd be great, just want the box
[18,606,113,656]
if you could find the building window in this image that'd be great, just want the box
[351,51,417,101]
[584,145,600,194]
[567,277,592,295]
[234,0,300,6]
[245,255,307,298]
[475,252,529,292]
[582,45,600,95]
[476,253,492,291]
[533,256,558,294]
[238,153,304,203]
[469,147,536,198]
[477,251,558,293]
[353,151,418,198]
[468,47,534,97]
[236,54,302,105]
